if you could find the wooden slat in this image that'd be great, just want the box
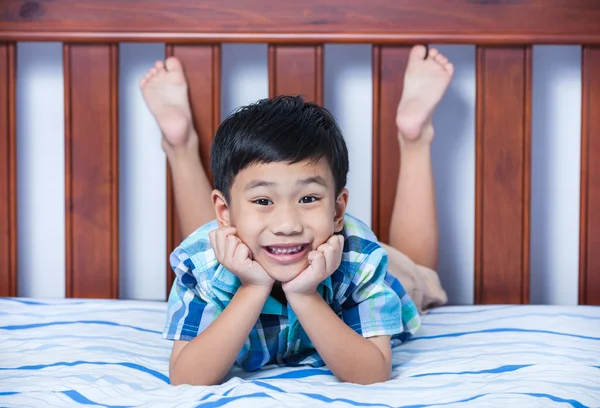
[371,46,411,243]
[0,43,17,297]
[2,1,600,44]
[475,46,531,305]
[268,45,323,104]
[165,44,220,299]
[579,46,600,305]
[64,44,119,298]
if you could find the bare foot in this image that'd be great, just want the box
[140,57,196,153]
[396,45,454,146]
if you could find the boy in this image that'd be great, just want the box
[140,45,452,386]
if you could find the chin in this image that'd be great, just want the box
[265,263,307,283]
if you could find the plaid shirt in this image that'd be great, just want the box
[163,213,421,371]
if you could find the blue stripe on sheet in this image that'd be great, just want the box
[61,390,132,408]
[0,307,166,318]
[427,306,519,314]
[422,313,600,325]
[0,298,89,306]
[4,334,170,350]
[409,328,600,341]
[401,393,587,408]
[251,381,286,393]
[0,320,161,334]
[258,368,333,379]
[524,393,588,408]
[409,364,532,377]
[299,394,394,407]
[198,392,396,408]
[394,341,597,355]
[195,392,275,408]
[0,361,169,383]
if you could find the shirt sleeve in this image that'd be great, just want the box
[162,247,221,341]
[337,245,407,339]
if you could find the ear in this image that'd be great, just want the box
[211,189,231,227]
[333,188,349,232]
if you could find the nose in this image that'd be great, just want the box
[271,204,303,235]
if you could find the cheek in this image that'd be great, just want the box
[306,210,336,242]
[231,211,263,248]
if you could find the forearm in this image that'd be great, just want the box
[287,293,391,384]
[167,141,215,237]
[389,141,438,269]
[170,285,270,385]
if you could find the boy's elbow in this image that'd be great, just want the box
[170,370,222,387]
[353,372,391,385]
[340,366,391,385]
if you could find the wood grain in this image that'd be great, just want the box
[268,45,323,104]
[0,43,17,297]
[2,1,600,44]
[371,46,410,243]
[475,47,531,305]
[165,45,220,299]
[64,44,119,298]
[579,46,600,305]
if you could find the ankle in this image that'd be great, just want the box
[164,136,200,163]
[399,127,434,151]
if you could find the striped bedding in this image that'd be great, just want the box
[1,298,598,407]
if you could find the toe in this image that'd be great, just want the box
[435,53,448,65]
[409,45,428,60]
[165,57,184,72]
[155,60,165,71]
[445,62,454,75]
[427,48,439,59]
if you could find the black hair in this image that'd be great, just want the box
[210,95,349,202]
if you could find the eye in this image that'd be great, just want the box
[299,196,319,204]
[253,198,272,206]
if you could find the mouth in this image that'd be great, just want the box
[263,243,309,264]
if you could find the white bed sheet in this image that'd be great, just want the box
[1,298,599,407]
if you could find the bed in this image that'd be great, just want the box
[2,298,599,407]
[1,1,600,407]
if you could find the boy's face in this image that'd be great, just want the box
[213,159,348,283]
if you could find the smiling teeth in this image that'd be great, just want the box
[270,246,303,255]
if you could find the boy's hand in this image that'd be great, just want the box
[282,235,344,296]
[209,227,274,289]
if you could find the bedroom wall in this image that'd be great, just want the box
[14,43,581,305]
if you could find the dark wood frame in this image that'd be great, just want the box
[1,0,599,304]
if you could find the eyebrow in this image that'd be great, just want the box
[244,176,328,191]
[297,176,328,188]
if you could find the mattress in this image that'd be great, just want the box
[1,298,598,408]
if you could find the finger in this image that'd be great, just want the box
[215,228,235,260]
[322,244,338,272]
[327,234,344,249]
[209,229,221,260]
[317,240,333,252]
[338,234,345,247]
[335,234,345,252]
[225,234,240,261]
[309,251,326,275]
[233,242,252,267]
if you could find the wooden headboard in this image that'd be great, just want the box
[1,0,599,305]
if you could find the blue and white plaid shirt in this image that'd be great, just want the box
[163,213,421,371]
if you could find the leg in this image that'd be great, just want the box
[388,45,454,270]
[140,57,214,237]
